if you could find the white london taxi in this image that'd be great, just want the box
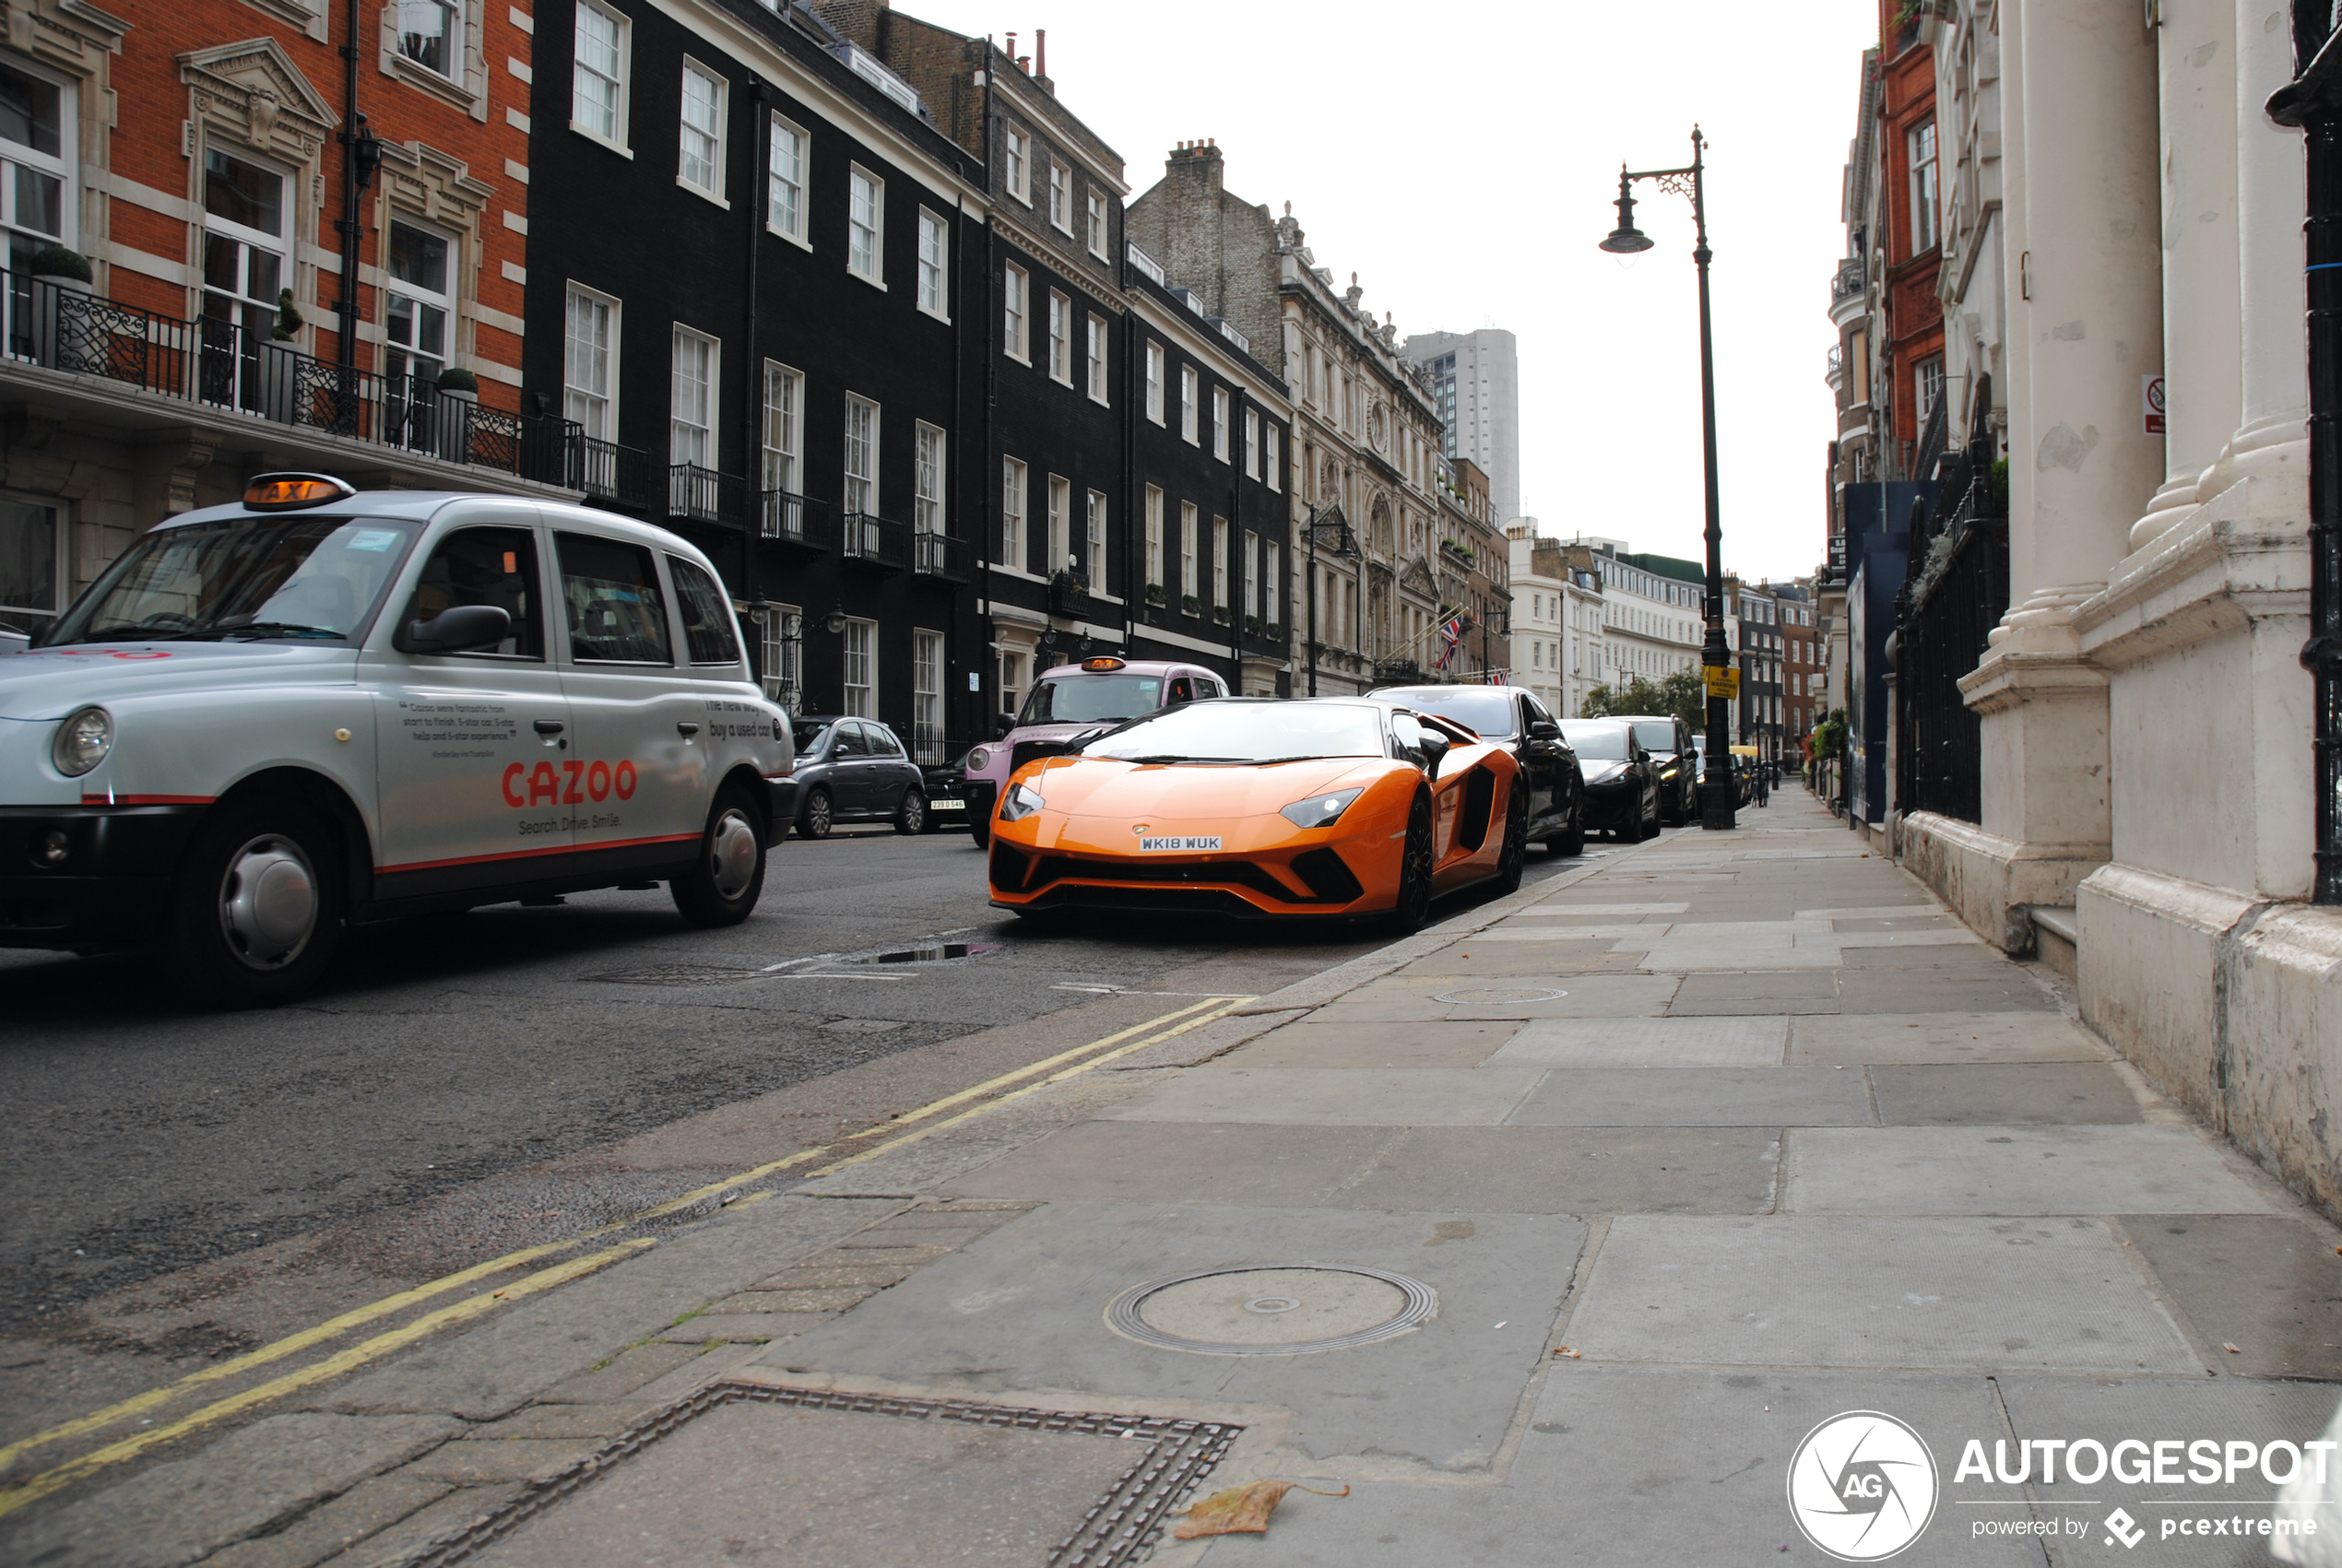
[0,475,798,1004]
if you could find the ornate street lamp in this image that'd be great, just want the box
[1601,127,1736,831]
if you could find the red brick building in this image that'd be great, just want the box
[1876,0,1944,468]
[1,0,565,633]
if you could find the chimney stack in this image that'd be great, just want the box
[1035,28,1046,78]
[1005,30,1015,61]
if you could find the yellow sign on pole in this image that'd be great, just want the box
[1703,665,1741,700]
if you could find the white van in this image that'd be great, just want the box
[0,475,797,1003]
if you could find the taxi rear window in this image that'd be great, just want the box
[558,534,670,664]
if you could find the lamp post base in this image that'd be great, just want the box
[1699,779,1738,831]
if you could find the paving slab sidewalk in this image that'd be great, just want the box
[12,791,2342,1568]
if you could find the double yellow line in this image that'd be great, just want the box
[0,993,1247,1518]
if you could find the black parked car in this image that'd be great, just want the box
[920,749,977,833]
[1370,684,1586,855]
[1615,713,1699,824]
[1559,719,1662,841]
[788,716,928,838]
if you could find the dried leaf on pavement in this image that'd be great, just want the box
[1173,1479,1351,1539]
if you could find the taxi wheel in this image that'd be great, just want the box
[1494,779,1529,895]
[169,796,344,1007]
[894,790,927,835]
[673,784,766,927]
[1379,793,1436,935]
[796,787,834,840]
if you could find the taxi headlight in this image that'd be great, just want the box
[999,780,1046,822]
[967,746,990,772]
[1279,786,1365,830]
[52,707,112,777]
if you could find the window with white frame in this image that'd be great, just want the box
[1264,543,1279,622]
[1244,530,1259,617]
[917,208,947,316]
[763,361,802,492]
[398,0,462,79]
[843,394,878,513]
[1085,489,1106,586]
[998,649,1025,715]
[1047,289,1070,383]
[571,0,628,147]
[760,602,801,705]
[1212,515,1228,607]
[1047,475,1070,575]
[842,618,875,716]
[563,284,618,439]
[1144,341,1165,424]
[1144,485,1163,591]
[384,219,453,388]
[1085,313,1107,403]
[678,62,725,197]
[1243,409,1259,479]
[912,628,943,762]
[848,165,883,283]
[199,147,286,406]
[1180,366,1199,444]
[1179,501,1198,598]
[1084,190,1106,256]
[1264,425,1281,492]
[1047,159,1069,231]
[670,325,717,467]
[1909,120,1938,253]
[915,421,944,536]
[0,494,63,641]
[1,62,71,279]
[1003,264,1029,361]
[1914,355,1945,426]
[1001,455,1026,568]
[1004,124,1029,204]
[1212,388,1231,463]
[767,114,807,242]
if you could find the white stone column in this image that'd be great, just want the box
[2197,0,2309,496]
[2000,0,2036,614]
[2133,0,2243,548]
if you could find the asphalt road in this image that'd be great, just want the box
[0,826,1609,1386]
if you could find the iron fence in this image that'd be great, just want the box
[842,512,910,569]
[1893,417,2007,825]
[579,437,654,506]
[668,464,745,527]
[759,489,824,547]
[4,266,586,489]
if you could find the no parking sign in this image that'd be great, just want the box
[2143,374,2166,435]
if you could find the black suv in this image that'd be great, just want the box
[1615,714,1699,825]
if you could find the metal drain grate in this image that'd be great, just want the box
[393,1381,1240,1568]
[582,962,762,986]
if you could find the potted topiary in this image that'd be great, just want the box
[258,288,304,424]
[1181,593,1201,618]
[1212,603,1231,626]
[435,365,479,464]
[28,245,93,371]
[1144,582,1166,607]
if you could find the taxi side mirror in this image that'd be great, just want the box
[993,713,1014,740]
[396,603,512,654]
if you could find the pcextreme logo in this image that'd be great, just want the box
[1788,1410,1941,1562]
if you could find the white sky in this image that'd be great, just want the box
[901,0,1877,584]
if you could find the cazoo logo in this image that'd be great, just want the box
[1788,1411,1941,1561]
[501,759,638,808]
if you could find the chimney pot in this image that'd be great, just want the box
[1035,27,1046,78]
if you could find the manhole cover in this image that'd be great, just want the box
[584,963,760,986]
[1431,985,1567,1005]
[1106,1266,1437,1355]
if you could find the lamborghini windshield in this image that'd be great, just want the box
[1084,701,1385,764]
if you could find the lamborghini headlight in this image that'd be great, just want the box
[1279,786,1365,830]
[999,780,1047,822]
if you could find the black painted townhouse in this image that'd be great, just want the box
[523,0,987,759]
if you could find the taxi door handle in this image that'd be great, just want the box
[534,720,565,735]
[677,723,701,738]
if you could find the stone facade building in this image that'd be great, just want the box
[1508,525,1605,720]
[1125,143,1456,694]
[1887,0,2342,1220]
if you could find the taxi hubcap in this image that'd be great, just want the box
[219,834,318,970]
[709,809,758,899]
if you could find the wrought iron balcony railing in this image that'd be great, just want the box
[913,528,965,581]
[2,265,583,489]
[668,464,746,527]
[841,511,910,569]
[758,488,827,548]
[1047,568,1091,619]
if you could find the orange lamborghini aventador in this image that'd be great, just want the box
[984,697,1529,929]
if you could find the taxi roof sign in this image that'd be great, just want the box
[244,473,356,511]
[1080,656,1127,672]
